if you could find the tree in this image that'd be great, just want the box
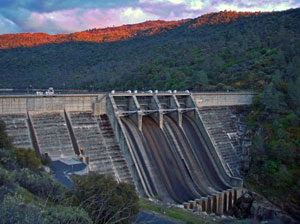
[187,71,209,91]
[67,173,139,224]
[0,121,12,149]
[261,84,286,114]
[13,148,41,171]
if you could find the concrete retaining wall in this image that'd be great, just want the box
[0,94,106,114]
[192,92,255,107]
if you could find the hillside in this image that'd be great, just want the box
[0,11,263,50]
[0,7,300,220]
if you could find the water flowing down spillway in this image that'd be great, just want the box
[121,115,232,203]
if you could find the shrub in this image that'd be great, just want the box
[44,205,92,224]
[0,120,13,149]
[40,153,52,166]
[0,194,42,224]
[0,167,17,202]
[67,173,139,224]
[0,194,92,224]
[13,168,66,202]
[13,148,41,171]
[0,167,10,186]
[0,148,19,170]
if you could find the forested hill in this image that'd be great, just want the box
[0,10,263,50]
[0,8,297,90]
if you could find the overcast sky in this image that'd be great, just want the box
[0,0,299,34]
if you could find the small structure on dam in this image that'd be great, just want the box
[0,91,254,214]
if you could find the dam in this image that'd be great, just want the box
[0,91,254,214]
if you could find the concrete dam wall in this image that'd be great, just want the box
[0,92,254,214]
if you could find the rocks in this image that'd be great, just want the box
[40,165,51,173]
[285,204,300,221]
[230,191,297,223]
[251,200,281,221]
[231,192,253,219]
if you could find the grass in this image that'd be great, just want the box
[139,197,208,224]
[139,198,251,224]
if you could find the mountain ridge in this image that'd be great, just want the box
[0,10,266,49]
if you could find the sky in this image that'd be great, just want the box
[0,0,299,34]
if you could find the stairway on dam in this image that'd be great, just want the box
[0,114,33,149]
[198,106,248,177]
[30,112,75,159]
[68,112,132,182]
[97,114,133,183]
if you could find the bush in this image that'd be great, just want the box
[0,167,17,201]
[40,153,52,166]
[0,194,92,224]
[0,194,42,224]
[0,167,10,186]
[0,120,13,149]
[44,205,92,224]
[67,173,139,224]
[13,168,66,202]
[13,148,41,171]
[0,148,19,170]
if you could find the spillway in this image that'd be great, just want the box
[122,116,200,203]
[122,117,160,198]
[163,115,225,195]
[106,92,248,212]
[142,116,200,203]
[120,114,234,203]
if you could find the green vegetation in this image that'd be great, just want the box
[0,122,139,223]
[246,81,300,206]
[139,198,249,224]
[0,9,299,92]
[0,121,12,148]
[66,173,139,223]
[139,198,206,224]
[13,148,42,170]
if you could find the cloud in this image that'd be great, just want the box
[0,14,20,34]
[216,0,300,12]
[0,0,299,34]
[120,7,159,24]
[17,7,159,34]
